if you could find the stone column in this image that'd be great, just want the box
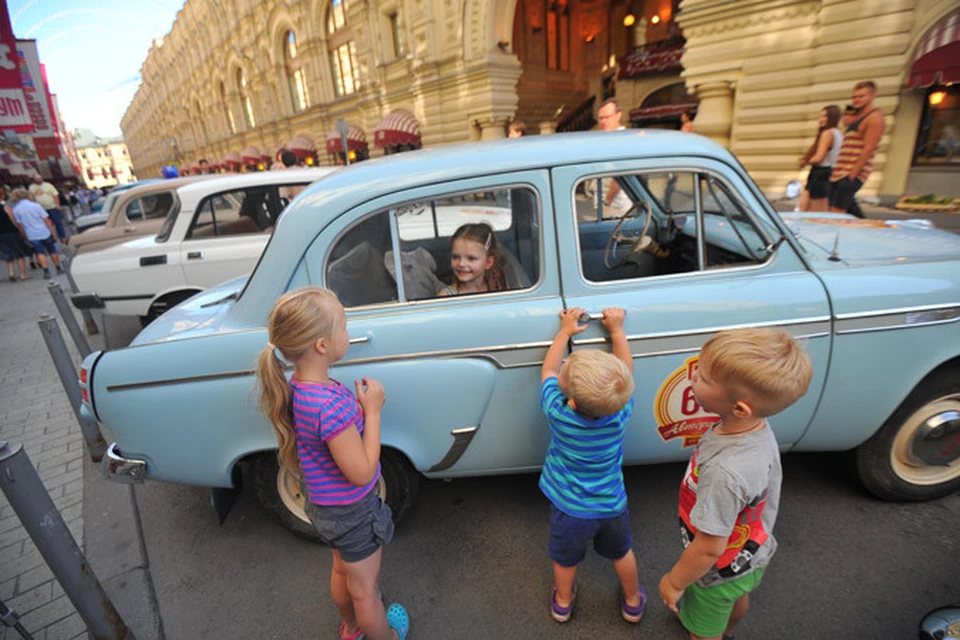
[478,116,510,140]
[692,81,734,148]
[538,121,556,135]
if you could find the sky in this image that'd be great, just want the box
[9,0,186,138]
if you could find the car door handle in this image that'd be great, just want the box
[140,255,167,267]
[349,336,369,345]
[579,311,606,322]
[187,251,203,260]
[124,226,135,233]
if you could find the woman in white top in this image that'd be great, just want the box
[798,105,843,212]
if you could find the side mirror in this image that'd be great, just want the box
[784,180,802,200]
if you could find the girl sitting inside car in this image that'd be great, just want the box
[437,222,507,296]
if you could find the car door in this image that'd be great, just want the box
[551,158,832,463]
[299,171,563,476]
[179,186,281,288]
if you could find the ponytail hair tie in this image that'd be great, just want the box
[266,341,276,351]
[484,232,492,251]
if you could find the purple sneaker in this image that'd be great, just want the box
[621,586,646,623]
[550,586,576,622]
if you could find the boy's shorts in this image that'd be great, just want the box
[680,567,767,638]
[29,236,57,256]
[304,488,394,563]
[548,504,632,567]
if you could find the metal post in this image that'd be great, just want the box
[0,442,134,640]
[47,282,91,357]
[61,256,99,335]
[38,315,107,462]
[0,597,34,639]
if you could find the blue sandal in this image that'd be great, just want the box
[551,585,576,623]
[620,586,646,623]
[386,603,409,640]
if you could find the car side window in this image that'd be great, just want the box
[125,193,173,222]
[575,171,769,283]
[324,185,540,308]
[187,187,286,239]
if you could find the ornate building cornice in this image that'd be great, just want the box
[679,0,819,38]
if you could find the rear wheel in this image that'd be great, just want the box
[856,369,960,501]
[253,449,420,541]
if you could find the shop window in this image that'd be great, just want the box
[327,0,360,97]
[546,0,570,71]
[284,30,310,113]
[914,85,960,165]
[237,68,256,129]
[388,12,404,59]
[220,81,236,135]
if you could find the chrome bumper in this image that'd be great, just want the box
[102,443,146,484]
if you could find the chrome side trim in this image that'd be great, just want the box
[835,304,960,335]
[102,443,146,484]
[105,316,834,391]
[427,425,479,472]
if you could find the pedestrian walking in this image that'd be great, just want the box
[8,188,64,279]
[29,174,68,244]
[257,287,410,640]
[798,105,843,212]
[659,328,813,640]
[829,81,884,218]
[0,187,29,281]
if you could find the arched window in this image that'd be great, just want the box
[284,30,310,112]
[326,0,360,97]
[236,67,256,129]
[220,82,236,135]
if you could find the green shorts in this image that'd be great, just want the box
[679,567,766,638]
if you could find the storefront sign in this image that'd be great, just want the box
[16,40,54,138]
[618,41,684,80]
[0,1,32,132]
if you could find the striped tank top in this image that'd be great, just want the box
[831,109,882,183]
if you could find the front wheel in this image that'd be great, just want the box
[253,449,420,541]
[856,370,960,501]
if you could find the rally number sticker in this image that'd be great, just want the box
[654,356,718,447]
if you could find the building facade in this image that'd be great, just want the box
[122,0,959,201]
[74,129,137,189]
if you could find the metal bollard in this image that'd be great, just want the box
[60,255,99,336]
[38,315,107,462]
[0,597,34,639]
[47,281,91,357]
[0,442,134,640]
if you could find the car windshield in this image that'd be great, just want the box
[156,198,181,242]
[99,192,119,216]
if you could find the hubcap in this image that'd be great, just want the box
[277,466,388,524]
[891,395,960,486]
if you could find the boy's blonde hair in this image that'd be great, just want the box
[700,328,813,418]
[563,350,634,418]
[256,287,343,472]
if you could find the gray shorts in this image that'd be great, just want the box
[304,488,394,563]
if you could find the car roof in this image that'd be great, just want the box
[174,167,334,201]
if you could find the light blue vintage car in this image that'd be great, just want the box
[79,131,960,539]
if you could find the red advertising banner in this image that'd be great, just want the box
[0,0,32,131]
[16,40,53,137]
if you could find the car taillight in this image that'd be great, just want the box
[80,367,88,384]
[81,388,89,403]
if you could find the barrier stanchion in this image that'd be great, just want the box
[38,314,107,462]
[61,255,99,336]
[47,281,91,357]
[0,441,134,640]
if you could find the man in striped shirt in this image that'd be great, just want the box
[538,306,646,624]
[829,81,885,217]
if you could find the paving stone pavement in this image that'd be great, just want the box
[0,265,159,640]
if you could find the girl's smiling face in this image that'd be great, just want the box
[450,237,493,291]
[818,109,828,128]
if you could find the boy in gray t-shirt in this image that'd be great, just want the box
[659,328,813,640]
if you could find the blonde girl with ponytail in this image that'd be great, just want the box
[257,286,409,640]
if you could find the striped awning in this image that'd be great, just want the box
[241,145,262,164]
[373,110,421,147]
[325,123,368,154]
[907,9,960,88]
[223,150,242,167]
[629,101,699,122]
[286,134,317,160]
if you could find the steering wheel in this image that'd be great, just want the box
[604,200,654,269]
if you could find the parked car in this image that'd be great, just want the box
[73,180,162,233]
[70,168,332,323]
[78,131,960,540]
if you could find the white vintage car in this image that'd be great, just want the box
[70,168,332,323]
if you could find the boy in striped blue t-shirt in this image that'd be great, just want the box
[539,307,645,625]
